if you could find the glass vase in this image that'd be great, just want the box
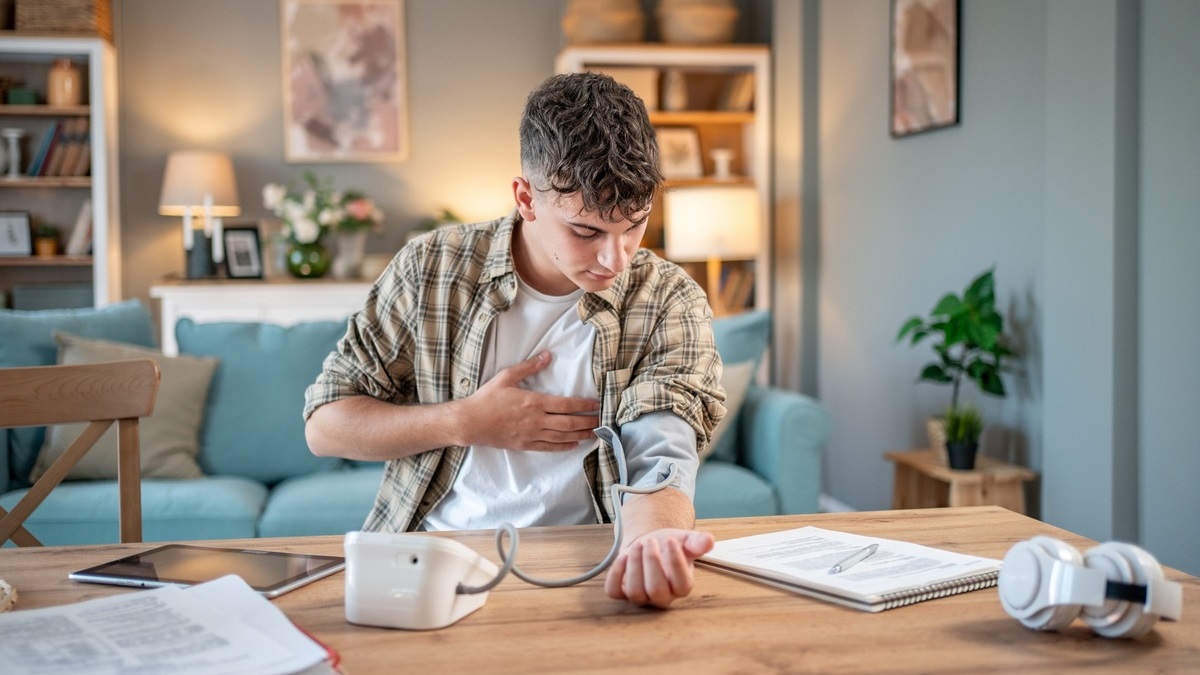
[332,229,368,279]
[286,240,331,279]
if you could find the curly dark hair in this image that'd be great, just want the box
[519,72,664,223]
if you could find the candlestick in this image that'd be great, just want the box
[2,128,24,179]
[212,217,224,264]
[182,210,194,250]
[202,193,214,237]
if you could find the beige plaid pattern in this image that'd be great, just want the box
[304,211,725,532]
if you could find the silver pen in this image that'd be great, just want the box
[829,543,879,574]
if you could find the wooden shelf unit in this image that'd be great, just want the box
[0,35,117,309]
[555,44,772,315]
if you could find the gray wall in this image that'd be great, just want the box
[1139,0,1200,577]
[812,0,1199,575]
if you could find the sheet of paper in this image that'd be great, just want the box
[0,575,327,675]
[703,526,1001,599]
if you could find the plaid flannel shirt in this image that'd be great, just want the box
[303,211,725,532]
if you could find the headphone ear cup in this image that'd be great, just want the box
[1081,542,1163,639]
[999,536,1085,631]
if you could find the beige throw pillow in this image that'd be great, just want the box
[30,332,219,482]
[699,360,755,461]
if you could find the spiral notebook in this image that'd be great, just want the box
[698,526,1002,612]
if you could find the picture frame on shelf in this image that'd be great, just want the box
[281,0,409,163]
[890,0,961,138]
[656,127,703,179]
[222,225,264,279]
[0,211,33,256]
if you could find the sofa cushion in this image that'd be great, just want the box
[258,465,385,537]
[711,310,770,371]
[708,311,770,462]
[175,319,346,484]
[0,476,268,546]
[0,300,156,491]
[31,332,218,482]
[694,459,779,518]
[700,360,754,462]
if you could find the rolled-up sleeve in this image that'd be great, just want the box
[303,255,417,419]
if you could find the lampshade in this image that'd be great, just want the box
[158,151,241,217]
[663,185,760,262]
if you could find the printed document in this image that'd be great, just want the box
[699,526,1002,611]
[0,575,332,674]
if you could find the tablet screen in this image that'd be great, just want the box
[69,544,345,598]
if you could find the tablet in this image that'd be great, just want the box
[69,544,345,598]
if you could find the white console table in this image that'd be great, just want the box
[149,278,372,355]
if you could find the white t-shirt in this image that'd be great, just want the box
[422,276,597,530]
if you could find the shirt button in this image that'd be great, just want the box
[459,378,470,389]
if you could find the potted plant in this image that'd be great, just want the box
[896,267,1013,470]
[33,223,59,257]
[943,405,983,470]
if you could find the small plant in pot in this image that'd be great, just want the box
[896,267,1013,470]
[33,223,59,257]
[943,405,983,470]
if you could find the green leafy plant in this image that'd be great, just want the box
[896,267,1013,411]
[944,405,983,445]
[34,223,58,239]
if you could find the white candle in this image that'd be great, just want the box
[182,210,194,250]
[212,216,224,264]
[203,193,214,237]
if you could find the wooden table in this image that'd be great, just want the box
[887,448,1038,514]
[2,507,1197,673]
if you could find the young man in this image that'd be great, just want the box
[304,72,725,609]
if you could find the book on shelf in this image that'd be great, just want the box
[64,198,93,256]
[718,72,755,112]
[720,265,755,312]
[698,525,1002,612]
[54,118,90,178]
[25,121,59,176]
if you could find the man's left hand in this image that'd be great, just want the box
[604,528,715,608]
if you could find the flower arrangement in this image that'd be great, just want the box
[262,171,383,245]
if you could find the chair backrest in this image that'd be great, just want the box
[0,359,160,546]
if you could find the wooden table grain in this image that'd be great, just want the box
[2,507,1197,673]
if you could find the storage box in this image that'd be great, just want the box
[15,0,112,42]
[11,283,94,310]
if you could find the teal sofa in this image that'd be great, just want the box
[1,302,828,546]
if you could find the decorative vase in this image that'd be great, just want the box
[47,58,83,107]
[946,441,978,471]
[332,229,368,279]
[286,241,331,279]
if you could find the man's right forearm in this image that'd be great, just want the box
[305,395,467,461]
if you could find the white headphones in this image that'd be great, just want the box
[998,536,1183,638]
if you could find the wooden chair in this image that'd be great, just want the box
[0,359,161,547]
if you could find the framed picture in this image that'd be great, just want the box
[223,226,264,279]
[657,127,703,179]
[281,0,408,162]
[0,211,33,256]
[890,0,961,138]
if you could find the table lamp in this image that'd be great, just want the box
[663,185,761,314]
[158,151,240,279]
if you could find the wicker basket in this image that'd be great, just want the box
[15,0,112,42]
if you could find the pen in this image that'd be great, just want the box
[829,543,878,574]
